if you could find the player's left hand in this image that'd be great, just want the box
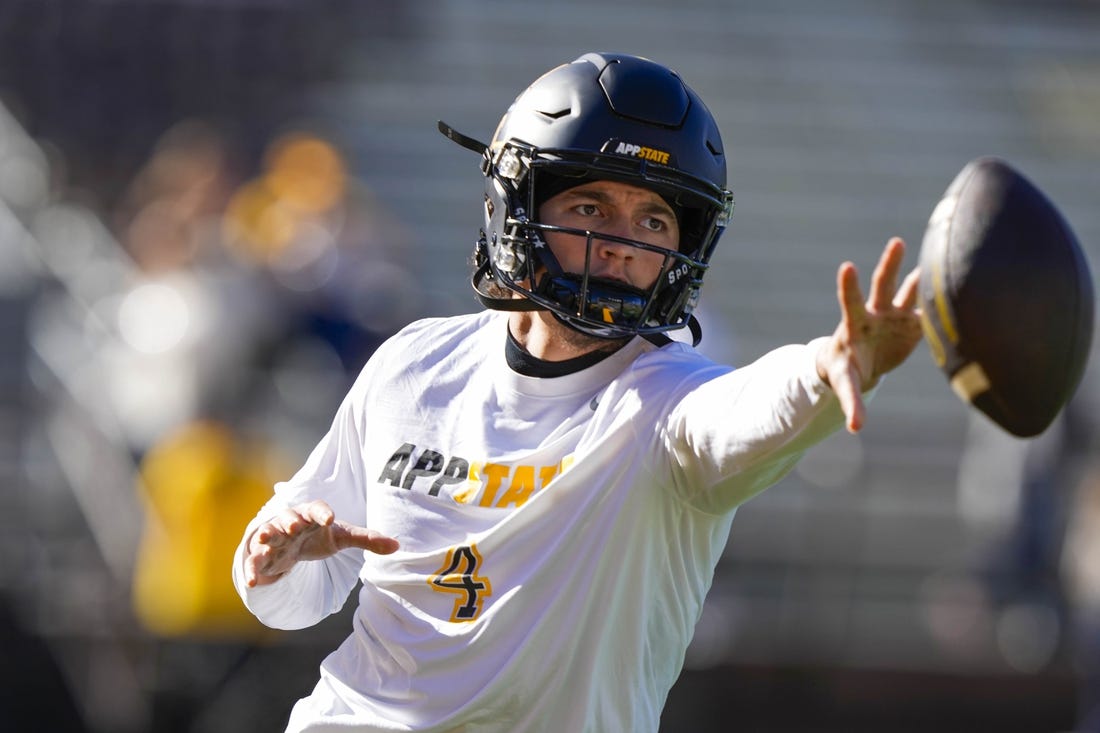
[244,500,400,587]
[816,236,922,433]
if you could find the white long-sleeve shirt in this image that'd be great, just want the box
[233,310,846,732]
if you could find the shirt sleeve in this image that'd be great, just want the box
[663,337,850,514]
[231,363,376,630]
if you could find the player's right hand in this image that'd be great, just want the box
[244,500,400,587]
[815,237,921,434]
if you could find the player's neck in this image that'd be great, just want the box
[508,311,625,362]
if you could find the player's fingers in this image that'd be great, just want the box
[260,505,331,553]
[827,362,854,430]
[244,541,281,586]
[834,360,866,433]
[253,518,289,548]
[244,555,261,587]
[275,502,334,536]
[837,262,865,330]
[303,500,335,527]
[869,237,906,311]
[259,509,308,545]
[335,524,400,555]
[246,555,289,588]
[893,267,921,311]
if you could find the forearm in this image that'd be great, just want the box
[669,338,850,512]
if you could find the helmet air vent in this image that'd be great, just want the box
[537,107,571,120]
[598,58,688,127]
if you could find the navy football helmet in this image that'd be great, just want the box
[440,52,733,343]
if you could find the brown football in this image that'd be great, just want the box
[918,157,1094,437]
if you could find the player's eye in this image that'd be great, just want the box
[573,203,601,217]
[640,216,667,232]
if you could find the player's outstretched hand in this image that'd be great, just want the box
[244,500,400,587]
[816,237,922,434]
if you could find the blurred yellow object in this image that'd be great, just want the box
[264,133,347,215]
[132,421,285,639]
[222,179,298,261]
[221,133,348,265]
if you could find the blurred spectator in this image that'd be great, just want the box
[132,419,289,638]
[955,376,1100,731]
[14,100,431,729]
[217,129,429,452]
[116,123,429,639]
[97,118,276,456]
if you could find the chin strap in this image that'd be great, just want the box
[643,315,702,347]
[470,258,544,312]
[687,314,703,346]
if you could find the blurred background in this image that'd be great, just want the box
[1,0,1098,731]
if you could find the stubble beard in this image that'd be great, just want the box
[495,276,630,358]
[545,313,630,355]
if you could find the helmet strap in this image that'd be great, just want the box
[470,257,544,312]
[438,120,487,155]
[641,313,702,348]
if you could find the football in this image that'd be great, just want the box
[917,156,1094,438]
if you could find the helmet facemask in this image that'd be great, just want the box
[472,139,733,343]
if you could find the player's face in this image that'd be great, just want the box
[537,180,680,290]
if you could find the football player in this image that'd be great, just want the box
[234,52,921,732]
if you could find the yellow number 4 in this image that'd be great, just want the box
[429,544,492,622]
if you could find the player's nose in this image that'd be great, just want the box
[590,234,633,279]
[591,216,635,258]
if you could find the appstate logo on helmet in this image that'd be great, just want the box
[608,140,672,166]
